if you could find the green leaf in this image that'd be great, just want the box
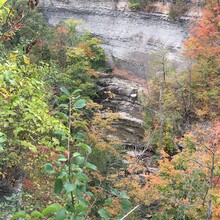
[54,179,63,194]
[0,145,4,152]
[9,79,17,86]
[56,161,62,167]
[0,136,6,143]
[72,89,82,94]
[84,162,97,171]
[54,130,66,135]
[73,120,87,128]
[75,156,84,165]
[58,171,68,179]
[104,198,112,206]
[85,191,94,197]
[31,211,44,219]
[119,192,130,199]
[98,208,110,220]
[74,99,87,109]
[66,202,74,213]
[75,132,85,141]
[60,86,70,96]
[120,200,132,212]
[110,188,118,196]
[71,215,82,220]
[11,211,26,220]
[64,182,76,193]
[74,173,88,182]
[44,163,54,174]
[58,154,67,162]
[55,208,66,220]
[26,214,32,220]
[55,112,69,121]
[56,147,67,152]
[78,143,91,154]
[59,95,69,101]
[72,152,81,158]
[54,130,66,136]
[29,145,37,152]
[75,202,88,214]
[71,164,82,172]
[57,104,69,109]
[42,204,62,215]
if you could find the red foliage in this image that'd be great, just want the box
[213,177,220,189]
[25,38,43,54]
[23,178,35,189]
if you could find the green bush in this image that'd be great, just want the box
[128,1,141,10]
[168,0,188,20]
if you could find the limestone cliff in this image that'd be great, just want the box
[40,0,189,78]
[39,0,191,147]
[96,72,145,146]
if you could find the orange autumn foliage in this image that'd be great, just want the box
[131,122,220,218]
[185,2,220,64]
[183,2,220,119]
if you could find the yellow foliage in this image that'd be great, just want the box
[23,55,30,65]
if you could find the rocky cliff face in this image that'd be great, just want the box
[39,0,189,147]
[40,0,189,78]
[96,72,145,146]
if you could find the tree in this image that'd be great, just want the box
[184,2,220,119]
[0,2,136,218]
[141,122,220,219]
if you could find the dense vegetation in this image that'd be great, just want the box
[0,0,220,219]
[128,0,193,19]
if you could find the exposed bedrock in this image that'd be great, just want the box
[96,72,146,146]
[40,0,189,78]
[39,0,190,147]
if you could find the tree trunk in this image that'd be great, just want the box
[159,83,164,150]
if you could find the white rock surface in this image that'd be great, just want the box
[40,0,188,78]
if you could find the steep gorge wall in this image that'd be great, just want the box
[40,0,189,78]
[39,0,191,146]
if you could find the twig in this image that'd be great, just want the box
[3,0,18,28]
[120,205,140,220]
[0,4,31,44]
[67,98,75,206]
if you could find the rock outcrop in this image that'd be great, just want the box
[96,72,146,147]
[39,0,192,146]
[39,0,189,78]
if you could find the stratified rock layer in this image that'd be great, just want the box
[40,0,188,78]
[39,0,190,146]
[96,72,146,146]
